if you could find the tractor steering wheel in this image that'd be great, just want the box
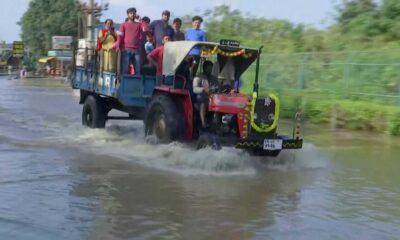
[221,84,232,94]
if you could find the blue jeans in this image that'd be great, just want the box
[121,48,141,75]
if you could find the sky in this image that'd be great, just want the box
[0,0,338,43]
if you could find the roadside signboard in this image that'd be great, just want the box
[48,50,73,57]
[13,41,24,57]
[52,36,73,50]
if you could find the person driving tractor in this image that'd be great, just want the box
[193,60,218,129]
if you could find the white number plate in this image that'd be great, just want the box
[263,139,282,150]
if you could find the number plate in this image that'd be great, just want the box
[263,139,282,150]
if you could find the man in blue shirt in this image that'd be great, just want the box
[185,16,207,79]
[150,10,174,47]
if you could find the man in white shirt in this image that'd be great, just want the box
[193,61,214,129]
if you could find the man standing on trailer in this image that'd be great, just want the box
[150,10,174,47]
[118,7,143,75]
[172,18,185,41]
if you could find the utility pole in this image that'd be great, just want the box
[87,0,95,45]
[75,0,109,45]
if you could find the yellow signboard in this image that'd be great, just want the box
[13,41,24,57]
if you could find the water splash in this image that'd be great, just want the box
[253,143,330,171]
[63,124,256,176]
[64,123,329,176]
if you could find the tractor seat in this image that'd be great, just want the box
[162,75,187,89]
[174,75,187,89]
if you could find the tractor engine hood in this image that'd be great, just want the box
[208,94,251,114]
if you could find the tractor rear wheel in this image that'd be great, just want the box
[82,95,107,128]
[145,95,184,143]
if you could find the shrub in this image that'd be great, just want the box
[389,111,400,136]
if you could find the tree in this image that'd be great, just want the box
[203,5,303,53]
[380,0,400,40]
[336,0,380,35]
[19,0,78,56]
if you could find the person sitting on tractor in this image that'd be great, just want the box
[193,60,219,129]
[212,56,236,93]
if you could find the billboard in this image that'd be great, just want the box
[52,36,73,50]
[13,41,24,57]
[47,50,72,57]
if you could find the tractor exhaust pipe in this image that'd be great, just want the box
[253,45,264,95]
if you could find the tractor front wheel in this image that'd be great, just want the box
[196,133,221,150]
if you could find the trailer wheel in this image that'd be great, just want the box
[82,95,106,128]
[145,95,184,143]
[196,133,221,150]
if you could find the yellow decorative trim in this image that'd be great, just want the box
[249,92,280,133]
[236,142,263,148]
[282,142,302,148]
[294,112,302,140]
[201,46,252,58]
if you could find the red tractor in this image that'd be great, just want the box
[143,41,302,156]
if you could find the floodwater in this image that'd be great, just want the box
[0,77,399,240]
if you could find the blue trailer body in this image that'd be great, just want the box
[72,67,156,108]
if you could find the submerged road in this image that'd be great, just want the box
[0,77,399,239]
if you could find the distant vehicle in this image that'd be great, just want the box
[71,40,303,157]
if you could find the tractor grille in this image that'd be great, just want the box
[253,97,276,127]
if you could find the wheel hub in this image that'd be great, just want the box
[86,111,92,124]
[153,114,168,141]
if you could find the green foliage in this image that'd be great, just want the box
[200,2,400,54]
[23,56,37,71]
[380,0,400,40]
[389,111,400,136]
[203,5,302,53]
[336,0,378,32]
[19,0,78,57]
[274,96,400,135]
[333,101,388,131]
